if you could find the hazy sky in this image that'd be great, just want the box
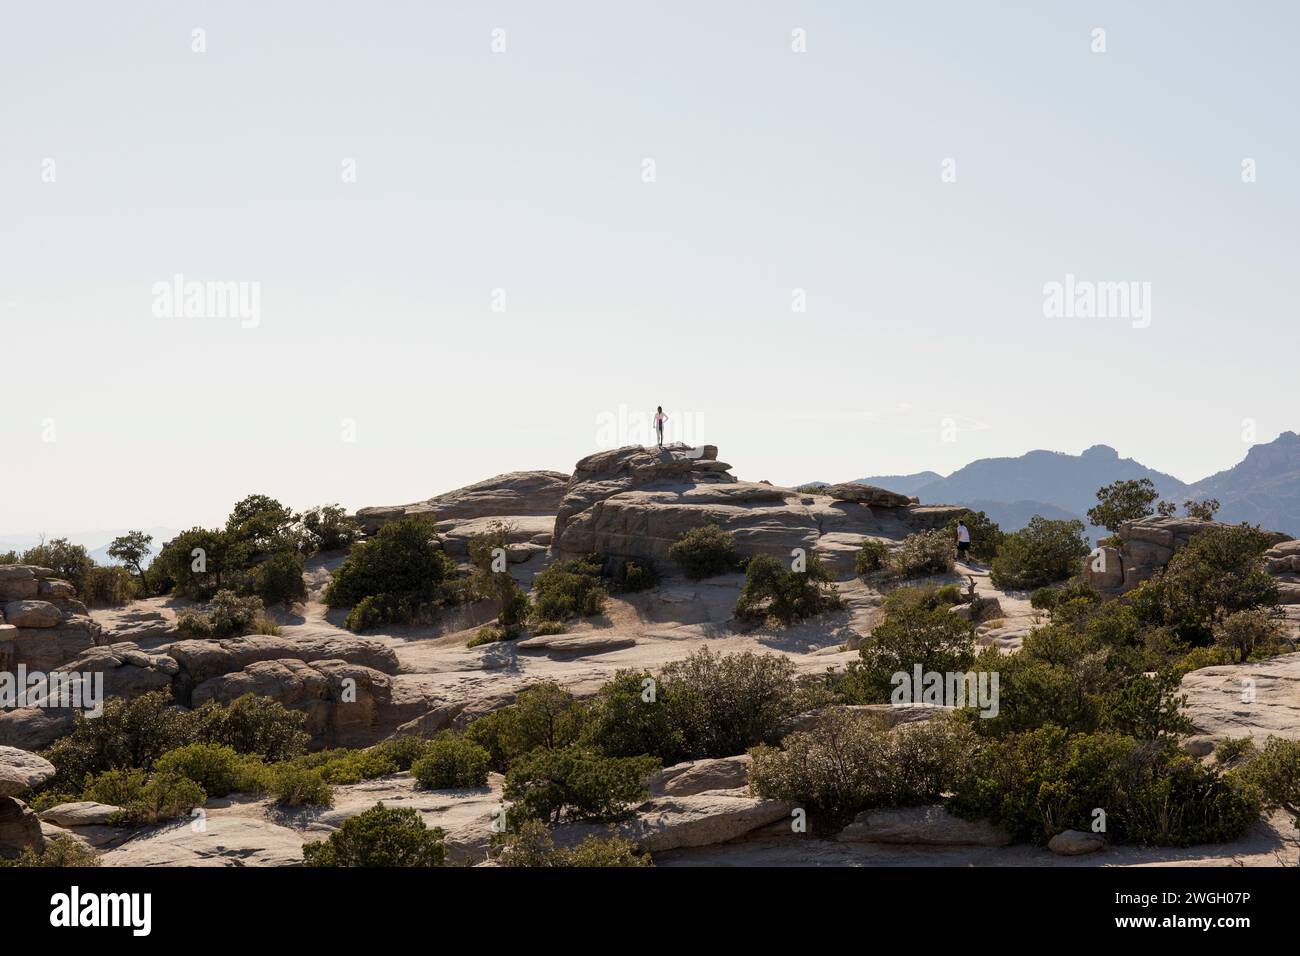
[3,1,1296,535]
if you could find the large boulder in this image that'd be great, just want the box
[59,642,178,699]
[0,745,56,798]
[837,805,1011,846]
[4,600,66,628]
[102,815,304,867]
[647,755,751,797]
[0,566,45,602]
[0,796,44,858]
[39,801,121,827]
[1048,829,1105,855]
[6,615,103,671]
[355,470,570,535]
[555,787,794,852]
[0,708,77,751]
[168,633,399,689]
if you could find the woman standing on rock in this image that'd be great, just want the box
[653,406,667,448]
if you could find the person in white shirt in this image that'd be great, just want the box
[955,520,972,564]
[653,406,667,448]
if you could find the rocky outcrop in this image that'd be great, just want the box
[39,801,120,827]
[1048,829,1105,855]
[102,816,305,867]
[515,634,636,655]
[552,444,964,577]
[355,470,570,535]
[1083,516,1294,595]
[0,566,106,672]
[0,746,56,858]
[647,755,751,797]
[837,805,1011,846]
[168,633,399,691]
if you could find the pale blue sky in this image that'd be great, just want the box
[2,1,1296,533]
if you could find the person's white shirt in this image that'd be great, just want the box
[957,524,971,543]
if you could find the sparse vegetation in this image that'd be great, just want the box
[890,529,954,578]
[669,524,740,579]
[733,554,841,625]
[989,516,1089,591]
[411,735,491,789]
[854,538,890,575]
[302,803,445,867]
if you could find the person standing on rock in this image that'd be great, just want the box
[955,520,972,565]
[653,406,667,448]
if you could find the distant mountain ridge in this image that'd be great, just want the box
[855,432,1300,537]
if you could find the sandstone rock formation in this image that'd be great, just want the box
[1,566,106,673]
[355,470,570,535]
[0,746,55,858]
[837,805,1011,846]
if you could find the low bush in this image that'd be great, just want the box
[943,511,1005,563]
[269,764,333,807]
[192,694,310,762]
[82,565,139,606]
[733,554,841,626]
[465,682,588,772]
[371,736,433,772]
[1232,736,1300,826]
[854,538,890,575]
[530,620,566,637]
[301,504,359,552]
[176,589,279,638]
[531,556,607,621]
[153,743,267,797]
[605,556,661,594]
[494,817,651,867]
[839,603,976,704]
[468,623,517,647]
[503,746,659,825]
[85,769,206,825]
[411,735,491,789]
[3,835,100,868]
[749,710,979,825]
[581,670,682,762]
[989,517,1090,591]
[250,550,307,606]
[948,725,1260,846]
[669,524,739,580]
[302,803,446,867]
[289,748,399,785]
[890,530,953,578]
[1214,608,1282,664]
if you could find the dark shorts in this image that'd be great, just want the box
[957,541,970,554]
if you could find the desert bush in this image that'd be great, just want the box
[1096,670,1193,739]
[1175,644,1233,674]
[749,710,979,824]
[324,515,458,631]
[1214,608,1282,664]
[581,670,682,762]
[371,736,433,772]
[82,565,139,606]
[733,554,841,626]
[302,803,445,867]
[287,747,399,785]
[19,537,93,596]
[531,555,607,621]
[855,539,890,575]
[658,648,805,759]
[269,764,333,807]
[411,735,491,789]
[605,556,661,593]
[250,550,307,606]
[943,511,1005,562]
[176,589,278,638]
[530,620,566,636]
[154,743,268,797]
[504,746,658,825]
[152,527,247,600]
[890,530,954,578]
[1184,498,1221,521]
[465,682,588,771]
[494,817,651,867]
[468,623,518,647]
[192,694,310,762]
[989,517,1089,591]
[301,504,359,552]
[949,725,1260,846]
[1029,582,1099,613]
[839,603,976,704]
[1233,736,1300,826]
[6,835,100,868]
[85,769,206,825]
[669,524,739,579]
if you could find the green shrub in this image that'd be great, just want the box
[948,726,1260,846]
[1213,608,1282,664]
[176,589,278,638]
[371,736,433,771]
[1087,478,1161,534]
[82,565,139,606]
[659,648,805,759]
[7,835,100,868]
[270,764,333,807]
[494,817,651,867]
[301,504,359,552]
[989,517,1089,591]
[154,743,268,797]
[733,554,841,626]
[18,538,94,598]
[192,694,309,762]
[465,682,587,771]
[324,515,459,631]
[531,556,607,621]
[942,511,1005,562]
[1176,644,1233,674]
[468,623,517,647]
[890,530,954,578]
[1234,736,1300,826]
[152,527,248,600]
[668,524,739,579]
[411,735,491,789]
[302,803,446,867]
[291,748,399,785]
[530,620,566,637]
[503,746,658,825]
[749,710,979,825]
[606,557,661,593]
[251,550,307,606]
[854,538,890,575]
[86,769,206,825]
[839,603,976,704]
[581,670,682,762]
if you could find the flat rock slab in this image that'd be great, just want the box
[102,816,306,867]
[556,788,794,853]
[39,801,121,827]
[0,746,56,798]
[837,805,1012,846]
[515,634,636,655]
[1181,654,1300,743]
[648,755,751,797]
[1049,829,1105,855]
